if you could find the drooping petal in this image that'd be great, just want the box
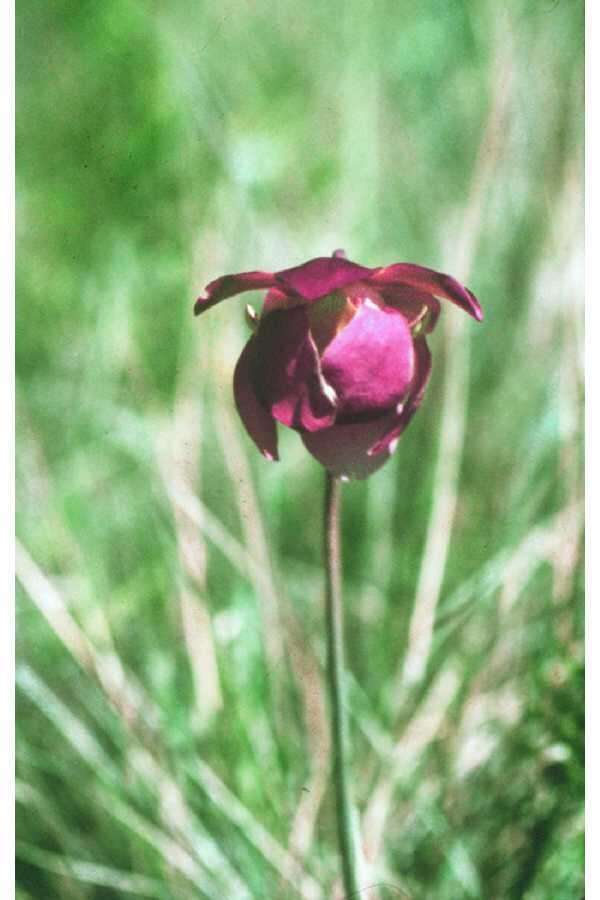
[370,263,482,322]
[253,307,337,432]
[275,256,373,302]
[320,302,415,419]
[194,270,276,315]
[233,338,279,461]
[261,287,303,316]
[301,411,400,480]
[368,337,432,456]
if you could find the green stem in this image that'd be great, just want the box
[323,471,360,898]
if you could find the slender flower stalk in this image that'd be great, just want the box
[323,472,360,897]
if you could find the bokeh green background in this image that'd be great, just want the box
[16,1,584,898]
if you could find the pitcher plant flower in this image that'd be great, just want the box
[194,250,481,896]
[194,252,482,479]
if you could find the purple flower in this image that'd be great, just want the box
[194,253,482,479]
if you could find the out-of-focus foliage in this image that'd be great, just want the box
[17,0,583,897]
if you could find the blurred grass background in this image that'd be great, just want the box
[16,0,584,897]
